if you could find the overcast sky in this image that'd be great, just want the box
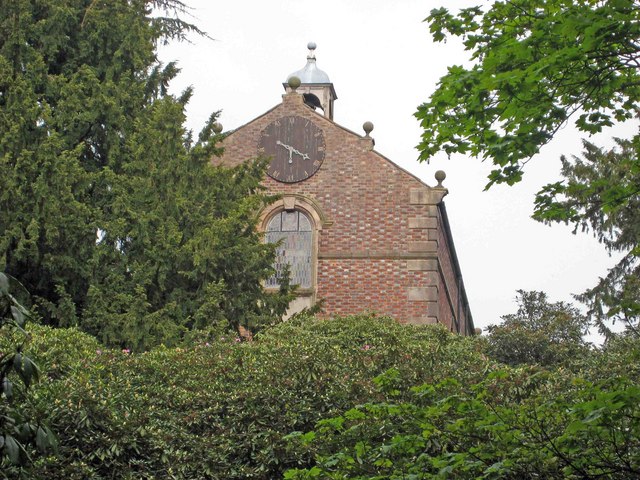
[158,0,633,335]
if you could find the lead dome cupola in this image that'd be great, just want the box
[286,42,331,84]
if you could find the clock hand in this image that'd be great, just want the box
[277,141,310,163]
[276,140,292,151]
[276,140,295,163]
[276,141,310,163]
[290,147,310,161]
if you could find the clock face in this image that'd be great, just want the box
[259,116,325,183]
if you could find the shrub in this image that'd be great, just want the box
[285,371,640,480]
[22,314,487,478]
[285,333,640,480]
[0,274,56,475]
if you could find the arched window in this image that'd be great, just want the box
[265,210,313,288]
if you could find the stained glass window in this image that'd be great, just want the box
[265,210,313,288]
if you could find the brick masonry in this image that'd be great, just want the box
[216,91,473,334]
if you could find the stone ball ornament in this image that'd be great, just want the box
[288,76,301,91]
[362,121,374,137]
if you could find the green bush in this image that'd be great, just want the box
[22,314,487,479]
[14,312,640,479]
[1,274,56,474]
[485,290,591,368]
[285,338,640,480]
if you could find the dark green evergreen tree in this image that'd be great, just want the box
[486,290,591,367]
[0,0,293,350]
[534,138,640,336]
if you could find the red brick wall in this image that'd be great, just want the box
[317,259,436,320]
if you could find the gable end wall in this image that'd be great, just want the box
[217,92,471,332]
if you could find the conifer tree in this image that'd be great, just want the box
[0,0,292,349]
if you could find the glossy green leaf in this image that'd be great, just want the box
[0,273,8,295]
[1,377,12,400]
[10,306,24,327]
[4,435,20,465]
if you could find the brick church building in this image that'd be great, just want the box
[217,43,474,335]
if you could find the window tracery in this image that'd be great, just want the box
[265,210,313,288]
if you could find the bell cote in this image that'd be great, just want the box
[284,42,337,120]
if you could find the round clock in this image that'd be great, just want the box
[259,116,325,183]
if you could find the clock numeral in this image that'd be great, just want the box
[317,146,325,152]
[313,160,321,167]
[288,117,296,125]
[271,170,280,178]
[286,174,294,182]
[257,147,265,154]
[305,119,310,127]
[304,170,309,177]
[314,131,322,138]
[274,120,281,126]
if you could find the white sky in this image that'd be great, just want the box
[158,0,633,333]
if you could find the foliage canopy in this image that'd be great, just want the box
[8,312,638,479]
[485,290,590,367]
[418,0,640,334]
[418,0,640,185]
[0,0,292,349]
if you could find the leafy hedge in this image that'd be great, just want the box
[285,337,640,479]
[285,370,640,479]
[1,273,57,472]
[12,314,639,479]
[20,314,486,479]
